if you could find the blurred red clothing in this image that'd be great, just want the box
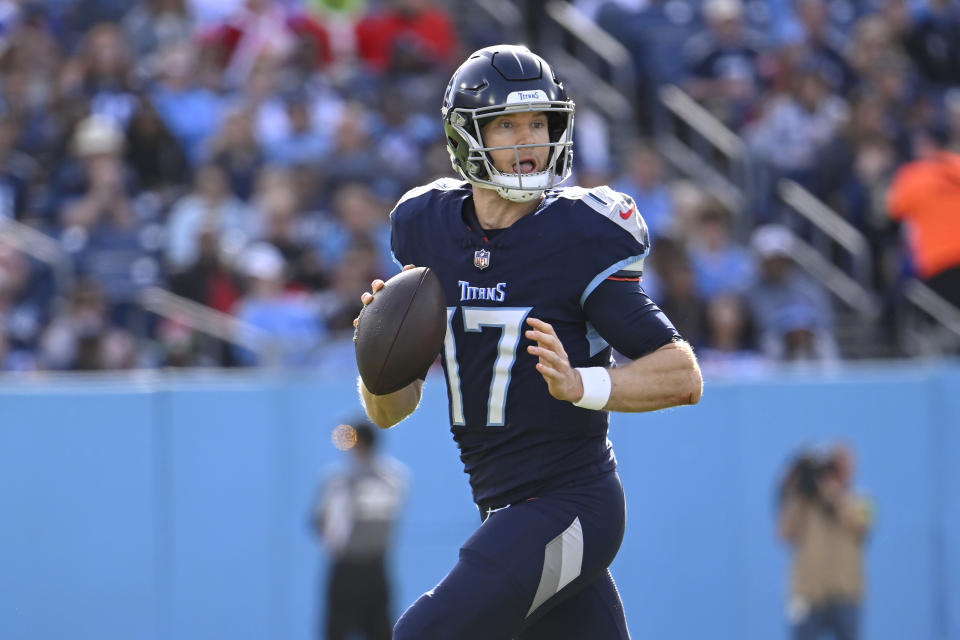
[201,6,333,71]
[354,5,457,73]
[887,151,960,279]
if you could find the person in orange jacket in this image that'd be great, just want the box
[886,127,960,308]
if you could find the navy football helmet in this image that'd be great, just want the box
[441,45,575,202]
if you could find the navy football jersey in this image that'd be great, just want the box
[390,179,662,508]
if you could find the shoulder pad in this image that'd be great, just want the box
[554,185,650,248]
[394,178,467,209]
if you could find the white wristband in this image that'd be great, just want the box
[573,367,611,410]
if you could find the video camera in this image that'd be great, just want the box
[780,451,840,504]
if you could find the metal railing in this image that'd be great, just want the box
[902,280,960,354]
[653,84,879,318]
[139,287,281,367]
[778,179,874,289]
[0,217,282,366]
[0,217,74,312]
[541,0,637,154]
[656,84,749,217]
[468,0,525,44]
[543,0,635,93]
[789,237,880,319]
[903,280,960,338]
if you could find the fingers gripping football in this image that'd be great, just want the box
[353,264,417,328]
[525,317,584,403]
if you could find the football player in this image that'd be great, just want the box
[356,44,703,639]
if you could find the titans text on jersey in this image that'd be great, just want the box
[459,281,507,302]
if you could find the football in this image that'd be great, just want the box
[354,266,447,395]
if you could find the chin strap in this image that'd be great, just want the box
[472,178,545,203]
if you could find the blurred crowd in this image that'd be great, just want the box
[0,0,958,375]
[0,0,461,371]
[593,0,960,369]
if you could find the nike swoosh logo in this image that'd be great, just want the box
[619,206,635,220]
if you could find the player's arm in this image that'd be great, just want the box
[604,339,702,411]
[525,278,702,412]
[527,319,701,411]
[354,266,425,428]
[359,377,424,429]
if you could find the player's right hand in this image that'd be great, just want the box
[525,317,583,403]
[353,264,416,328]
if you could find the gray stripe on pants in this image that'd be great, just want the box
[526,516,584,617]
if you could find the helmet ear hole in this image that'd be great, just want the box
[546,112,566,143]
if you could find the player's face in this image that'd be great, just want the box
[481,111,551,175]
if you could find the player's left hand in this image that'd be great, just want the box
[353,264,417,328]
[525,317,584,403]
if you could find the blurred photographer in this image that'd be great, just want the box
[777,444,873,640]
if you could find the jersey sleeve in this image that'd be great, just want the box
[567,186,651,307]
[584,277,681,360]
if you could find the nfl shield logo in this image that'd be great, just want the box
[474,249,491,270]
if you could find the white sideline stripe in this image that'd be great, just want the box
[526,517,584,617]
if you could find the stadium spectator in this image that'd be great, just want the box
[696,293,768,377]
[199,0,332,88]
[249,168,328,290]
[0,243,47,371]
[374,82,437,184]
[746,61,849,185]
[150,41,228,165]
[166,226,243,367]
[59,22,139,128]
[611,142,676,240]
[901,0,960,89]
[683,0,770,127]
[647,236,709,348]
[845,13,899,83]
[0,4,63,142]
[0,114,40,221]
[778,444,873,640]
[946,88,960,153]
[231,241,326,367]
[813,89,905,216]
[312,418,409,640]
[124,95,190,204]
[165,163,252,272]
[318,238,381,336]
[39,278,137,370]
[353,0,459,75]
[597,0,701,93]
[121,0,194,61]
[319,101,399,196]
[886,127,960,309]
[779,0,855,94]
[746,225,838,361]
[253,69,345,156]
[263,89,334,168]
[315,181,395,281]
[205,106,264,201]
[60,115,161,326]
[832,134,899,288]
[686,197,756,300]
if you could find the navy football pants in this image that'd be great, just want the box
[393,471,631,640]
